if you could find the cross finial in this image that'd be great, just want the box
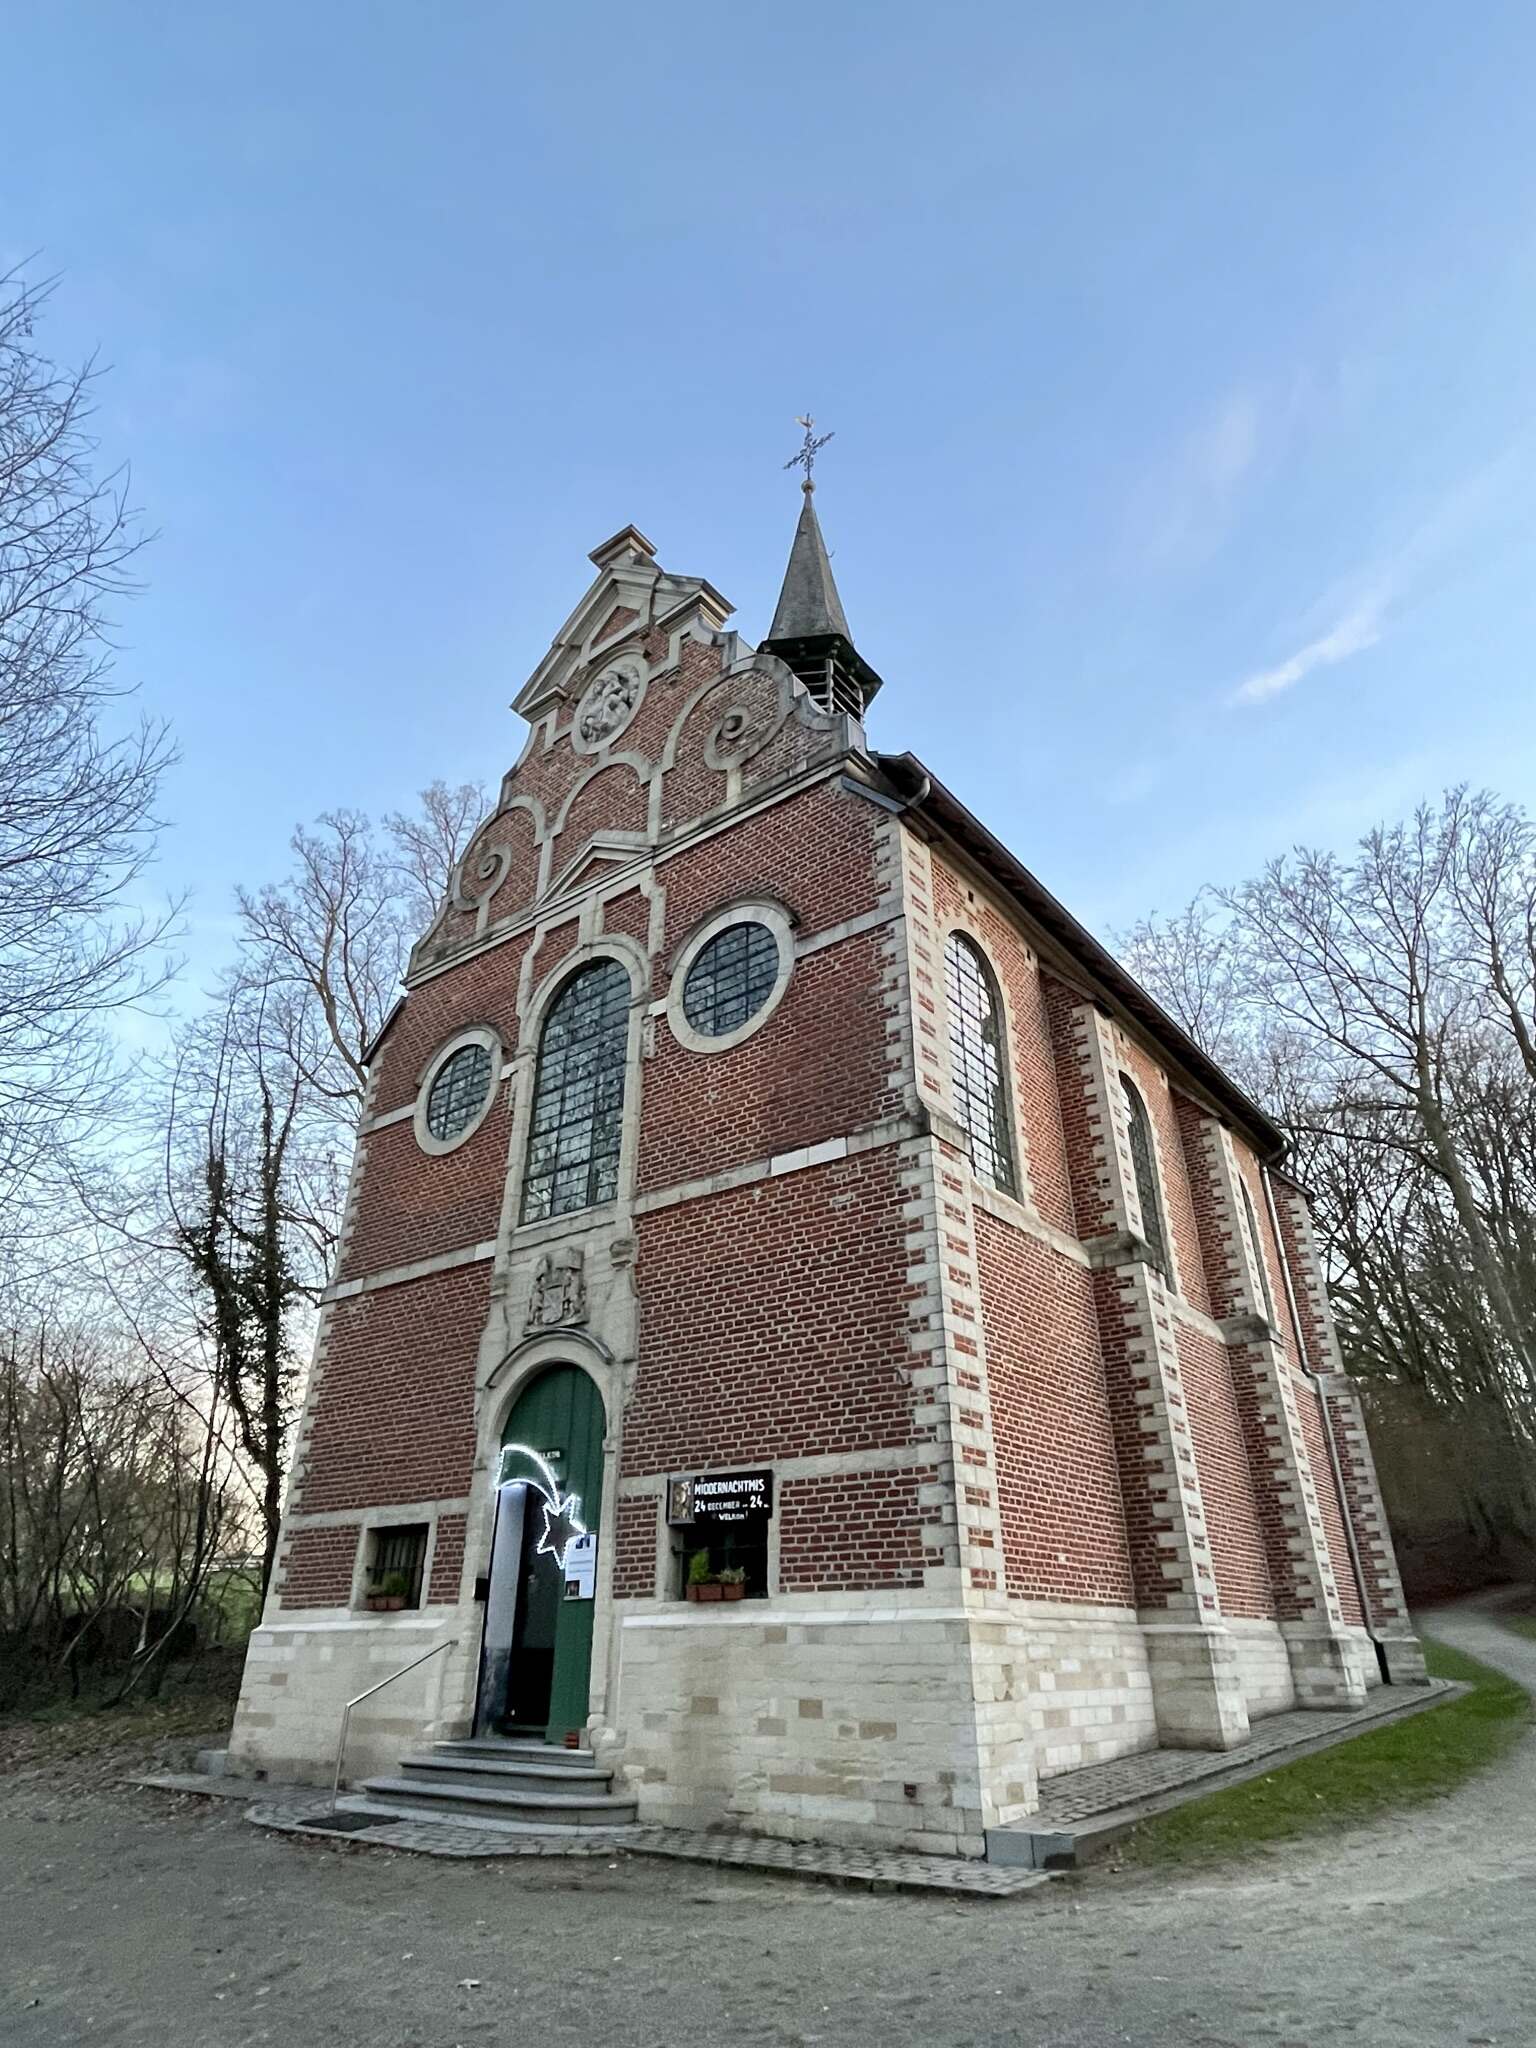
[784,414,834,493]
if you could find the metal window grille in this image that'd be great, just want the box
[943,932,1018,1195]
[681,921,780,1038]
[1240,1179,1276,1321]
[425,1042,493,1143]
[368,1523,428,1606]
[1120,1072,1170,1280]
[521,959,631,1223]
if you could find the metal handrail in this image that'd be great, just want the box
[330,1637,457,1812]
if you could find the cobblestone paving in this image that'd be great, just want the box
[1034,1676,1458,1825]
[626,1825,1053,1895]
[247,1800,642,1858]
[244,1800,1054,1894]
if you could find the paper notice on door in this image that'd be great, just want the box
[562,1531,597,1601]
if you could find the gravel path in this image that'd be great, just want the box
[2,1603,1533,2048]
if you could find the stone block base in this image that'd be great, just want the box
[1226,1617,1298,1720]
[1375,1630,1430,1686]
[229,1615,470,1787]
[1280,1622,1374,1708]
[1140,1623,1251,1750]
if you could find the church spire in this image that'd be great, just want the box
[760,417,883,721]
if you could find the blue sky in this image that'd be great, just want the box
[9,2,1536,996]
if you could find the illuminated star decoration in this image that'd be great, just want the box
[497,1444,587,1572]
[535,1490,586,1572]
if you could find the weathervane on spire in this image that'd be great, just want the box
[784,414,834,493]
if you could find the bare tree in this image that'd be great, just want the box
[0,1311,244,1709]
[1122,788,1536,1578]
[234,783,484,1134]
[162,990,310,1597]
[0,269,175,1251]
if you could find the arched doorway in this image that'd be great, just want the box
[475,1364,606,1744]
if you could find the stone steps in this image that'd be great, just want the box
[393,1749,615,1797]
[355,1774,639,1827]
[356,1736,636,1830]
[432,1737,598,1767]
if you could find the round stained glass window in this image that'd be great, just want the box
[424,1042,494,1144]
[681,921,780,1039]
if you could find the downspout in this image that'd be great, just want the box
[1260,1164,1389,1684]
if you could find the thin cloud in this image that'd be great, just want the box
[1225,445,1523,711]
[1229,595,1386,706]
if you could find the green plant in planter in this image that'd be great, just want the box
[686,1549,725,1600]
[370,1569,411,1609]
[717,1567,746,1584]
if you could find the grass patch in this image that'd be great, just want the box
[1115,1637,1530,1870]
[1501,1615,1536,1645]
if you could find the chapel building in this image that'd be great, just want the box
[230,484,1423,1858]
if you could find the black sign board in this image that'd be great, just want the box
[668,1469,774,1527]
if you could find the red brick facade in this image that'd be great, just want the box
[244,521,1419,1826]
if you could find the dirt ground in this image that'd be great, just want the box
[2,1602,1533,2048]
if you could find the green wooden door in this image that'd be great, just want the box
[500,1365,606,1745]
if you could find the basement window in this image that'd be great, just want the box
[364,1523,429,1611]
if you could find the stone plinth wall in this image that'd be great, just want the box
[615,1600,990,1856]
[229,1613,472,1788]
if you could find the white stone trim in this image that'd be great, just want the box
[348,1512,442,1614]
[969,1182,1090,1267]
[932,914,1035,1210]
[362,1100,415,1134]
[663,899,796,1055]
[321,1239,498,1305]
[616,1442,949,1497]
[412,1026,504,1157]
[281,1495,472,1531]
[630,1113,916,1215]
[1113,1060,1182,1297]
[622,1601,977,1630]
[404,759,848,991]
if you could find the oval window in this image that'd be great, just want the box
[681,921,780,1039]
[424,1042,494,1144]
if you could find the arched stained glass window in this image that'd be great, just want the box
[1120,1072,1169,1280]
[521,959,631,1223]
[943,932,1018,1195]
[1239,1177,1276,1322]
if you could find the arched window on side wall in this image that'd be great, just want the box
[1119,1071,1170,1281]
[521,958,631,1223]
[943,931,1018,1196]
[1239,1177,1276,1323]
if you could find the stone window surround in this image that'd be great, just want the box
[1117,1065,1177,1290]
[504,933,650,1249]
[933,914,1032,1209]
[664,898,797,1056]
[412,1025,505,1158]
[344,1506,447,1615]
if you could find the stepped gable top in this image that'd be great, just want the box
[512,523,734,721]
[875,751,1286,1162]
